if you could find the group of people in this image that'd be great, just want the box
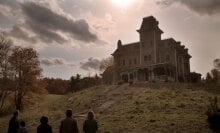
[8,109,98,133]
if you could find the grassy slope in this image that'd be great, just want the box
[0,83,219,133]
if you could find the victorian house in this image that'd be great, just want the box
[111,16,191,83]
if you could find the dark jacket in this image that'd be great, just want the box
[18,127,28,133]
[83,119,98,133]
[8,116,19,133]
[60,117,78,133]
[37,124,53,133]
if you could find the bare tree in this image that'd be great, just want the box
[0,33,13,111]
[9,47,42,110]
[99,57,114,72]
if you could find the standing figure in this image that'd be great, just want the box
[60,109,78,133]
[83,111,98,133]
[37,116,53,133]
[8,110,19,133]
[18,121,28,133]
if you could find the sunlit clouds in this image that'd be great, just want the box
[109,0,136,8]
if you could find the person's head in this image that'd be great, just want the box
[87,111,94,120]
[20,121,26,127]
[13,110,19,117]
[66,109,72,117]
[40,116,48,125]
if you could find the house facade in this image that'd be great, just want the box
[112,16,191,83]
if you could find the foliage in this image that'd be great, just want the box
[69,74,81,92]
[69,74,101,92]
[0,33,13,112]
[211,69,220,83]
[79,75,101,89]
[206,72,212,83]
[42,78,69,94]
[9,47,42,110]
[206,97,220,131]
[206,69,220,84]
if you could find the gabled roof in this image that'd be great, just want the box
[112,42,140,55]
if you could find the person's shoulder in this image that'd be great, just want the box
[89,119,97,122]
[37,124,41,128]
[92,119,97,123]
[72,118,77,123]
[61,117,69,123]
[47,124,52,128]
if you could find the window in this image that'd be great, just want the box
[150,41,153,46]
[129,59,132,65]
[144,55,147,62]
[134,58,137,65]
[123,59,125,66]
[166,55,170,61]
[148,54,152,61]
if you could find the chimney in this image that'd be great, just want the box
[117,40,122,48]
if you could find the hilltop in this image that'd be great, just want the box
[0,83,219,133]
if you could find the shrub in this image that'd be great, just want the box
[206,97,220,131]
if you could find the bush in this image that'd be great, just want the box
[206,97,220,131]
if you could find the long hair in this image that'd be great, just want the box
[87,111,95,120]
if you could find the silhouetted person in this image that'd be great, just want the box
[60,109,78,133]
[37,116,53,133]
[83,111,98,133]
[8,110,19,133]
[18,121,28,133]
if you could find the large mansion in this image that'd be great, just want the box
[111,16,192,84]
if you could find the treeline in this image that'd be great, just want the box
[40,74,101,94]
[205,68,220,84]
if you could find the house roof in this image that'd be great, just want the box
[112,42,140,55]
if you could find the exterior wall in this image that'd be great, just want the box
[116,44,140,70]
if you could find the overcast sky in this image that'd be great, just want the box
[0,0,219,79]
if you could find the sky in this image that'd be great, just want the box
[0,0,220,79]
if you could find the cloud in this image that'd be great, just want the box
[41,58,68,66]
[8,25,37,43]
[20,2,99,44]
[80,57,100,70]
[0,0,18,9]
[157,0,220,15]
[0,4,13,17]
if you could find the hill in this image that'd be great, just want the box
[0,83,219,133]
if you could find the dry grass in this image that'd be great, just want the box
[0,83,219,133]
